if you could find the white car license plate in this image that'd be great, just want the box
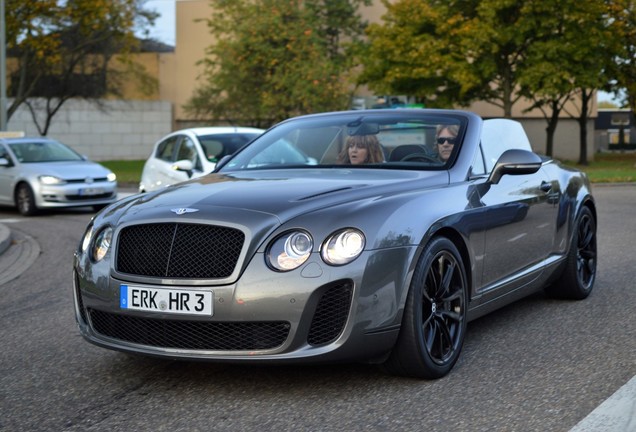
[120,285,213,316]
[78,187,104,196]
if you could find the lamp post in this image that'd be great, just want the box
[0,0,7,131]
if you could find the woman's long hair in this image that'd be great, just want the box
[336,135,385,164]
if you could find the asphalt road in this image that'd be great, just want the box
[0,185,634,432]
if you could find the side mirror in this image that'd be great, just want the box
[488,149,542,184]
[172,159,194,178]
[0,157,11,167]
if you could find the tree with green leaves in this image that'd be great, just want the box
[361,0,545,117]
[361,0,620,164]
[518,0,615,162]
[606,0,636,117]
[559,2,616,165]
[184,0,370,128]
[5,0,158,135]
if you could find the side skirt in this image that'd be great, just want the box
[467,254,566,322]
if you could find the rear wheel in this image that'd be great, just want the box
[546,206,597,299]
[15,183,38,216]
[384,237,468,379]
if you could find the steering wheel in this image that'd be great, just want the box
[401,153,439,163]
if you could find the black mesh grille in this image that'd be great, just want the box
[116,223,245,278]
[67,178,110,184]
[88,309,290,350]
[307,283,353,346]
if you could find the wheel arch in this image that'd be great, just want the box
[582,196,597,223]
[13,180,32,204]
[569,194,597,246]
[422,226,474,302]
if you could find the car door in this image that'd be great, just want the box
[0,144,17,204]
[475,120,558,296]
[151,135,181,189]
[167,136,200,184]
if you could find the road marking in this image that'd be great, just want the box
[0,219,22,223]
[570,375,636,431]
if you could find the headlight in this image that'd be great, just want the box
[91,226,113,262]
[81,224,94,252]
[266,230,313,271]
[321,229,365,266]
[39,175,66,185]
[107,172,117,182]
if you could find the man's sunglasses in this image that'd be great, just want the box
[436,137,457,145]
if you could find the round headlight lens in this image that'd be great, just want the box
[91,226,113,262]
[107,172,117,182]
[321,229,365,266]
[267,230,313,271]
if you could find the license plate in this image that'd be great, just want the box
[78,187,104,196]
[120,285,213,316]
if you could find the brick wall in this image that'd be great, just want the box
[7,99,172,161]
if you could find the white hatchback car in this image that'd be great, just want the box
[139,127,264,193]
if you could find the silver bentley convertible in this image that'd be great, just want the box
[73,109,597,379]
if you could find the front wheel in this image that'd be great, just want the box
[15,183,38,216]
[383,237,468,379]
[546,206,597,299]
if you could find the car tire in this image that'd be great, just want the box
[383,237,468,379]
[15,183,38,216]
[546,206,597,300]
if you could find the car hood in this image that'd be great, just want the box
[113,168,448,226]
[25,160,112,179]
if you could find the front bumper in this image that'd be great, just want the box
[72,246,415,364]
[35,181,118,208]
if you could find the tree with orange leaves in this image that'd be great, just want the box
[4,0,158,135]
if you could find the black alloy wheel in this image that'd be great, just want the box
[384,237,468,379]
[547,206,597,299]
[576,210,597,288]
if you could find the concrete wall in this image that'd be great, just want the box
[7,99,172,161]
[520,118,596,162]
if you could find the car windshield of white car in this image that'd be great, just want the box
[199,133,261,163]
[220,112,466,171]
[9,141,83,163]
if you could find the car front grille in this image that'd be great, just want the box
[307,282,353,346]
[116,223,245,278]
[64,192,115,201]
[88,309,290,350]
[66,178,111,184]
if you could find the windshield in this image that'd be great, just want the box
[220,111,466,172]
[9,140,83,163]
[199,133,261,163]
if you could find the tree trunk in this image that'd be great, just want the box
[545,100,561,157]
[577,88,592,166]
[502,69,513,118]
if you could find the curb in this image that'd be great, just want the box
[0,223,11,256]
